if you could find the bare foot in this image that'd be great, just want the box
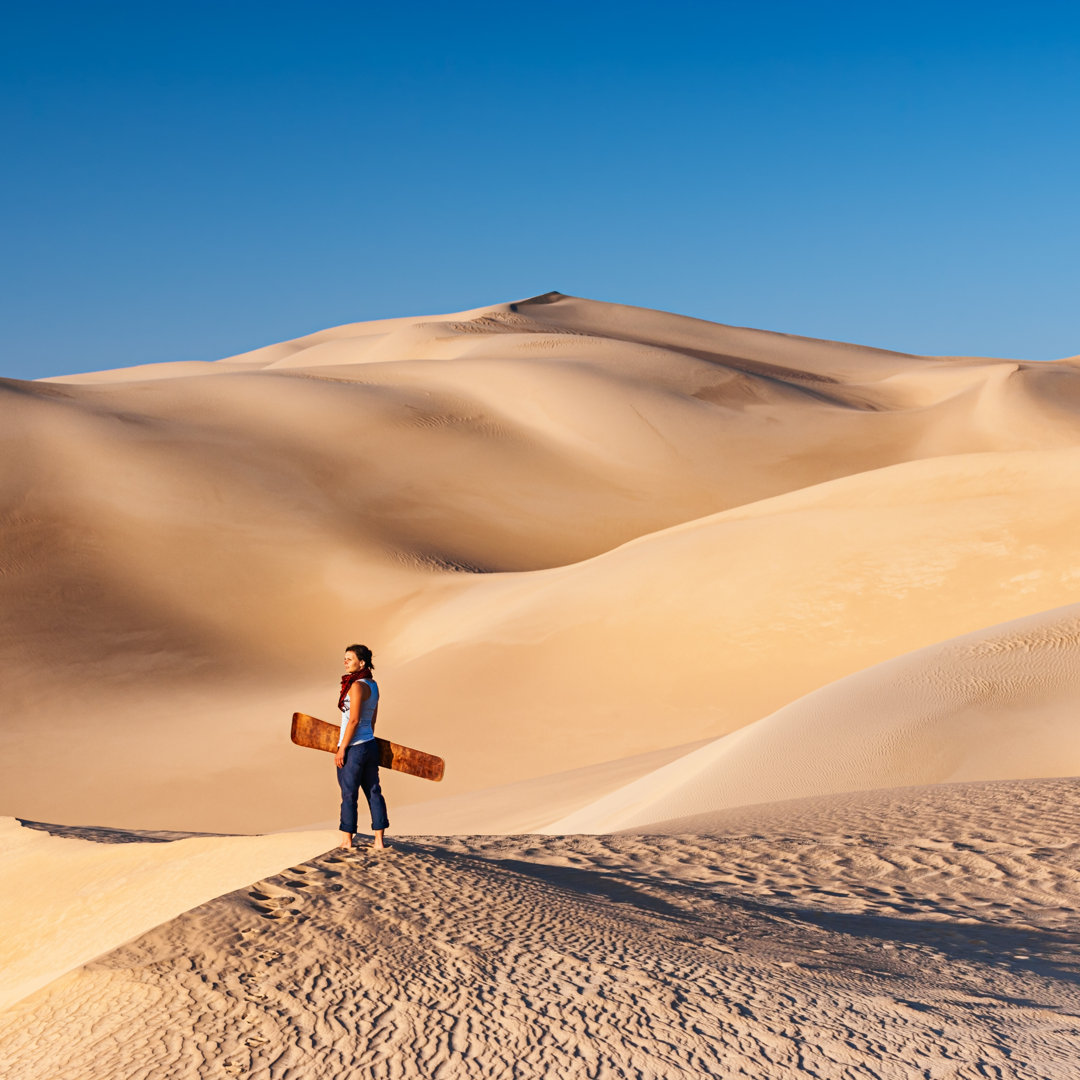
[336,832,354,851]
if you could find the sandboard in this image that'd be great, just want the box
[291,712,444,782]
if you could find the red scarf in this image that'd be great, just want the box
[338,672,364,712]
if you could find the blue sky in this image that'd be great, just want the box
[3,1,1078,379]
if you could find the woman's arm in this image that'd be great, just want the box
[334,681,370,768]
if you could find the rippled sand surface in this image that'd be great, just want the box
[3,778,1078,1079]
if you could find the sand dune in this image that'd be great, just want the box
[383,449,1080,802]
[0,817,333,1013]
[6,438,1080,831]
[388,738,714,836]
[6,294,1080,1073]
[546,603,1080,833]
[2,778,1078,1077]
[4,293,1080,830]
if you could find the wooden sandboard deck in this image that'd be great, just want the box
[291,712,444,782]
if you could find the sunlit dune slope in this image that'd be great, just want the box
[0,817,334,1013]
[380,447,1080,785]
[546,603,1080,833]
[2,293,1080,831]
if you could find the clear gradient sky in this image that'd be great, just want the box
[4,1,1078,379]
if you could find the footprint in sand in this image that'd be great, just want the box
[237,973,270,1002]
[243,855,384,923]
[247,888,299,920]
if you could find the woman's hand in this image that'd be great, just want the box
[334,746,346,768]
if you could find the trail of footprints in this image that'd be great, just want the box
[245,856,359,921]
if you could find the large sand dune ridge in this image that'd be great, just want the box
[2,292,1079,830]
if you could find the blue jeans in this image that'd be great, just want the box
[337,740,390,833]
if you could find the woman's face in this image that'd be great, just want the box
[344,651,365,674]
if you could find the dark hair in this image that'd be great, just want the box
[345,643,374,671]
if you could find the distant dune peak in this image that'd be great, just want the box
[510,290,567,308]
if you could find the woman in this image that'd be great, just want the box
[334,644,389,851]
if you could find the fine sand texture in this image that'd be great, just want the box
[2,778,1078,1078]
[3,293,1080,831]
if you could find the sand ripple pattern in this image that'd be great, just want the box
[3,780,1080,1078]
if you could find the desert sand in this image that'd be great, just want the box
[0,817,335,1013]
[3,293,1079,1075]
[3,779,1079,1078]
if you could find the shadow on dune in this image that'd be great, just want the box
[16,818,233,844]
[400,837,1080,989]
